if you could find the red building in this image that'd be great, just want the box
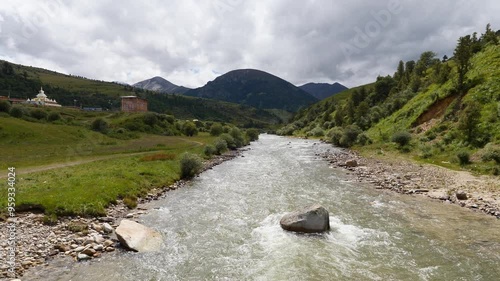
[121,96,148,112]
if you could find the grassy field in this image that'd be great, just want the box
[0,111,221,218]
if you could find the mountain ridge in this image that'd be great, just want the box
[184,69,318,112]
[133,76,191,94]
[299,82,348,100]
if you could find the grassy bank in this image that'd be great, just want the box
[0,107,256,219]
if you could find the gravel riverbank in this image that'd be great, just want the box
[318,146,500,219]
[0,150,241,280]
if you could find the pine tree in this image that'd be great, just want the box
[453,35,473,94]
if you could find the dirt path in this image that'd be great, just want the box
[0,150,164,179]
[1,137,206,179]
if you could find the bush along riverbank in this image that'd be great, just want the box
[318,145,500,219]
[0,149,242,279]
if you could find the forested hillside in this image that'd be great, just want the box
[0,62,286,127]
[279,25,500,174]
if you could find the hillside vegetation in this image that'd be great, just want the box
[184,69,318,111]
[0,62,286,127]
[279,25,500,175]
[0,105,260,218]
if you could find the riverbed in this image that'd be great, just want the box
[24,134,500,281]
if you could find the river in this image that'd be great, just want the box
[25,134,500,281]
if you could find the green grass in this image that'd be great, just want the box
[0,128,215,216]
[0,110,223,217]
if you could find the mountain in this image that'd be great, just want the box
[184,69,318,112]
[133,76,190,94]
[0,61,287,127]
[299,82,348,100]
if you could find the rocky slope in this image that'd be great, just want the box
[133,76,190,94]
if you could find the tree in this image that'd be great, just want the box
[182,121,198,136]
[394,60,405,81]
[414,51,437,77]
[209,123,223,136]
[458,101,481,145]
[453,35,473,94]
[481,23,499,45]
[442,55,448,62]
[1,61,14,76]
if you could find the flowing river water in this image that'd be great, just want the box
[25,135,500,281]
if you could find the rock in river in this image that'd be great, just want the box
[280,204,330,233]
[115,219,164,252]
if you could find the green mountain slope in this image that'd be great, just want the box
[0,61,285,127]
[280,25,500,174]
[184,69,318,112]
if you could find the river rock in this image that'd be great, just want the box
[456,191,468,200]
[280,204,330,233]
[115,219,164,252]
[77,253,91,261]
[345,159,358,167]
[102,223,114,233]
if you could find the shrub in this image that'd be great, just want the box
[230,127,245,148]
[42,214,58,225]
[419,144,433,159]
[143,113,159,126]
[67,221,88,233]
[0,100,11,113]
[308,127,324,137]
[91,118,109,133]
[123,196,137,209]
[327,127,344,146]
[204,145,216,157]
[180,153,203,179]
[9,106,23,118]
[246,129,259,141]
[164,115,175,124]
[339,125,362,148]
[357,133,371,146]
[214,138,228,155]
[30,109,48,120]
[391,131,412,147]
[182,121,198,136]
[219,133,236,149]
[481,145,500,164]
[47,112,61,122]
[457,151,470,165]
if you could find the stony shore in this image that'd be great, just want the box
[318,146,500,219]
[0,150,241,280]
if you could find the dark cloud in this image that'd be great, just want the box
[0,0,499,88]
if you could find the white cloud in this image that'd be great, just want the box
[0,0,499,88]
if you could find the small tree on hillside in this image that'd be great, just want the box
[458,101,481,145]
[454,35,473,95]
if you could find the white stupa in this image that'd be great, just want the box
[27,87,61,107]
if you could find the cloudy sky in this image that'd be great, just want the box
[0,0,499,88]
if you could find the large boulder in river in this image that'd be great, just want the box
[280,204,330,233]
[115,219,164,252]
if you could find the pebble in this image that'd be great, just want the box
[102,223,113,233]
[77,253,91,261]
